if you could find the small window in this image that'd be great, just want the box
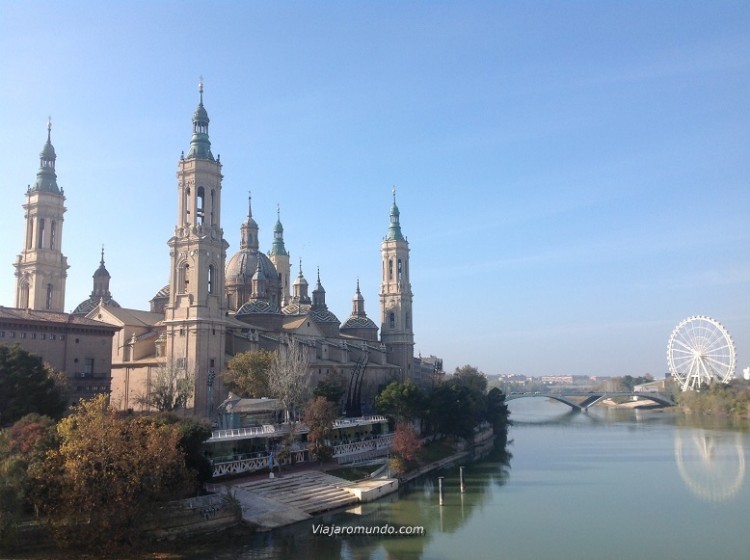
[208,264,215,294]
[46,284,53,310]
[389,312,396,329]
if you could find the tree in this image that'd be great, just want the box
[29,395,194,549]
[389,422,423,475]
[0,414,57,551]
[135,363,195,412]
[304,396,336,464]
[313,369,346,406]
[141,412,213,484]
[374,379,426,422]
[428,379,486,440]
[224,350,274,398]
[269,336,310,422]
[486,387,510,444]
[453,364,488,394]
[0,344,67,426]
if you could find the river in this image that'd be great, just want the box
[132,399,750,559]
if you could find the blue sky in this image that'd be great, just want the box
[1,1,748,378]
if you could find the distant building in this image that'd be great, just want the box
[541,375,574,385]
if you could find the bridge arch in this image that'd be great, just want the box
[506,391,675,411]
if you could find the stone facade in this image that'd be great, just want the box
[0,307,118,406]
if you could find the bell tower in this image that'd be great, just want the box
[379,188,414,378]
[164,81,229,418]
[14,120,69,312]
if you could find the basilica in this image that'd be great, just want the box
[8,84,440,419]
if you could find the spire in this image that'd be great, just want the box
[352,278,366,317]
[92,245,112,296]
[385,186,404,241]
[186,78,215,161]
[312,267,327,309]
[250,253,267,299]
[31,118,60,194]
[269,204,288,256]
[239,191,259,250]
[292,258,310,305]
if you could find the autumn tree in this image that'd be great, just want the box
[29,395,194,549]
[269,336,310,422]
[389,422,423,475]
[0,414,57,551]
[224,349,274,398]
[0,344,67,426]
[135,363,195,412]
[140,412,213,483]
[304,396,337,464]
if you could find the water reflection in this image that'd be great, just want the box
[674,429,746,503]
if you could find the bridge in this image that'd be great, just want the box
[506,390,675,411]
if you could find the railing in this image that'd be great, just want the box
[210,433,394,478]
[208,414,388,442]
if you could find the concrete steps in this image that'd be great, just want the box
[235,471,358,516]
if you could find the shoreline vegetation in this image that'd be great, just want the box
[589,375,750,421]
[676,379,750,420]
[0,362,511,558]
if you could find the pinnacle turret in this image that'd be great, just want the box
[186,79,214,161]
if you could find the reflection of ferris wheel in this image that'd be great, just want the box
[674,430,745,503]
[667,316,736,391]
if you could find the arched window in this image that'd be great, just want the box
[27,217,34,249]
[196,187,205,225]
[184,187,191,223]
[210,189,215,225]
[19,280,29,309]
[46,284,53,310]
[37,218,45,248]
[50,221,56,250]
[397,259,403,283]
[180,263,190,293]
[388,259,393,280]
[208,264,215,294]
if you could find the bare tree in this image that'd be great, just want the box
[269,336,310,423]
[135,363,195,412]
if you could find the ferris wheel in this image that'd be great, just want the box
[667,316,736,391]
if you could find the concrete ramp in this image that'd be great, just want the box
[228,471,359,530]
[231,486,312,530]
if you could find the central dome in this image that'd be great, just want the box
[225,249,280,310]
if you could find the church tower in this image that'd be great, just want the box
[164,82,229,418]
[268,206,291,305]
[379,189,414,378]
[14,120,69,312]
